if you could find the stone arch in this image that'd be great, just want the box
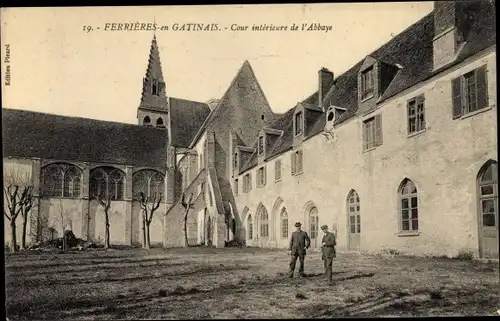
[41,162,83,198]
[89,166,126,200]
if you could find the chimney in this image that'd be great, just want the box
[432,1,469,71]
[318,67,334,110]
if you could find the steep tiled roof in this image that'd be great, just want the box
[2,108,168,168]
[238,2,496,175]
[169,97,211,148]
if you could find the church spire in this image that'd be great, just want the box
[138,35,169,111]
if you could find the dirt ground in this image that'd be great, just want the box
[5,247,499,319]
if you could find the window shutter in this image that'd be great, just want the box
[362,121,367,151]
[249,173,252,190]
[298,151,303,173]
[451,77,463,119]
[264,166,267,185]
[475,65,489,110]
[291,153,296,175]
[374,114,383,146]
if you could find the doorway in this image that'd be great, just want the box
[347,190,361,251]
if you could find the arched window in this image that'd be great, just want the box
[258,206,269,238]
[347,190,361,234]
[132,169,165,200]
[152,78,158,95]
[280,208,288,238]
[90,167,125,201]
[477,161,498,258]
[247,214,253,240]
[143,116,151,126]
[399,179,418,232]
[156,117,165,128]
[42,163,82,198]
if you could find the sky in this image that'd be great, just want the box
[1,2,434,124]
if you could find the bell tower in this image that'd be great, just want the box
[137,35,169,129]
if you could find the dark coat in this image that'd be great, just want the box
[321,232,336,259]
[288,230,311,255]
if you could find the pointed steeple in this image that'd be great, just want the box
[138,35,169,111]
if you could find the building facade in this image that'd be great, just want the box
[3,1,498,258]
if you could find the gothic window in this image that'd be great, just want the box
[132,169,165,200]
[42,163,82,198]
[143,116,151,126]
[247,214,253,240]
[156,117,165,128]
[280,208,288,238]
[258,205,269,238]
[89,167,125,201]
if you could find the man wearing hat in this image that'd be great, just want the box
[288,222,311,278]
[320,224,337,284]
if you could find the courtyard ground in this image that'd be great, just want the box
[5,247,499,319]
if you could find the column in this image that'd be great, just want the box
[80,162,91,241]
[30,158,42,245]
[124,165,133,245]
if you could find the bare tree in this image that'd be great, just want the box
[20,193,33,250]
[97,193,112,249]
[3,165,33,252]
[139,191,162,249]
[180,192,195,247]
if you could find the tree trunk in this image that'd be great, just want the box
[184,213,189,247]
[21,215,28,250]
[10,220,17,252]
[104,214,110,250]
[142,219,147,249]
[146,222,151,249]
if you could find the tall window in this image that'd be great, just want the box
[452,65,488,119]
[363,114,383,151]
[360,66,374,100]
[347,190,361,234]
[89,167,125,201]
[132,169,165,200]
[291,150,303,175]
[259,206,269,238]
[280,208,288,238]
[294,111,303,136]
[257,166,266,187]
[247,214,253,240]
[309,207,319,240]
[42,163,82,198]
[407,95,426,134]
[275,159,282,181]
[478,161,498,228]
[399,179,418,232]
[258,136,264,155]
[243,173,252,193]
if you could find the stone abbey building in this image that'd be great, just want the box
[3,1,498,258]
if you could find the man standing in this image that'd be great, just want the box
[288,222,311,278]
[320,224,336,284]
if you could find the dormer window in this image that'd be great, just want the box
[294,111,303,136]
[258,136,264,155]
[152,78,158,96]
[361,66,374,100]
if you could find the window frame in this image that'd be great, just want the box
[259,207,269,238]
[280,208,288,239]
[42,163,83,199]
[398,179,419,234]
[294,111,304,136]
[407,95,426,135]
[258,136,264,156]
[275,159,282,182]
